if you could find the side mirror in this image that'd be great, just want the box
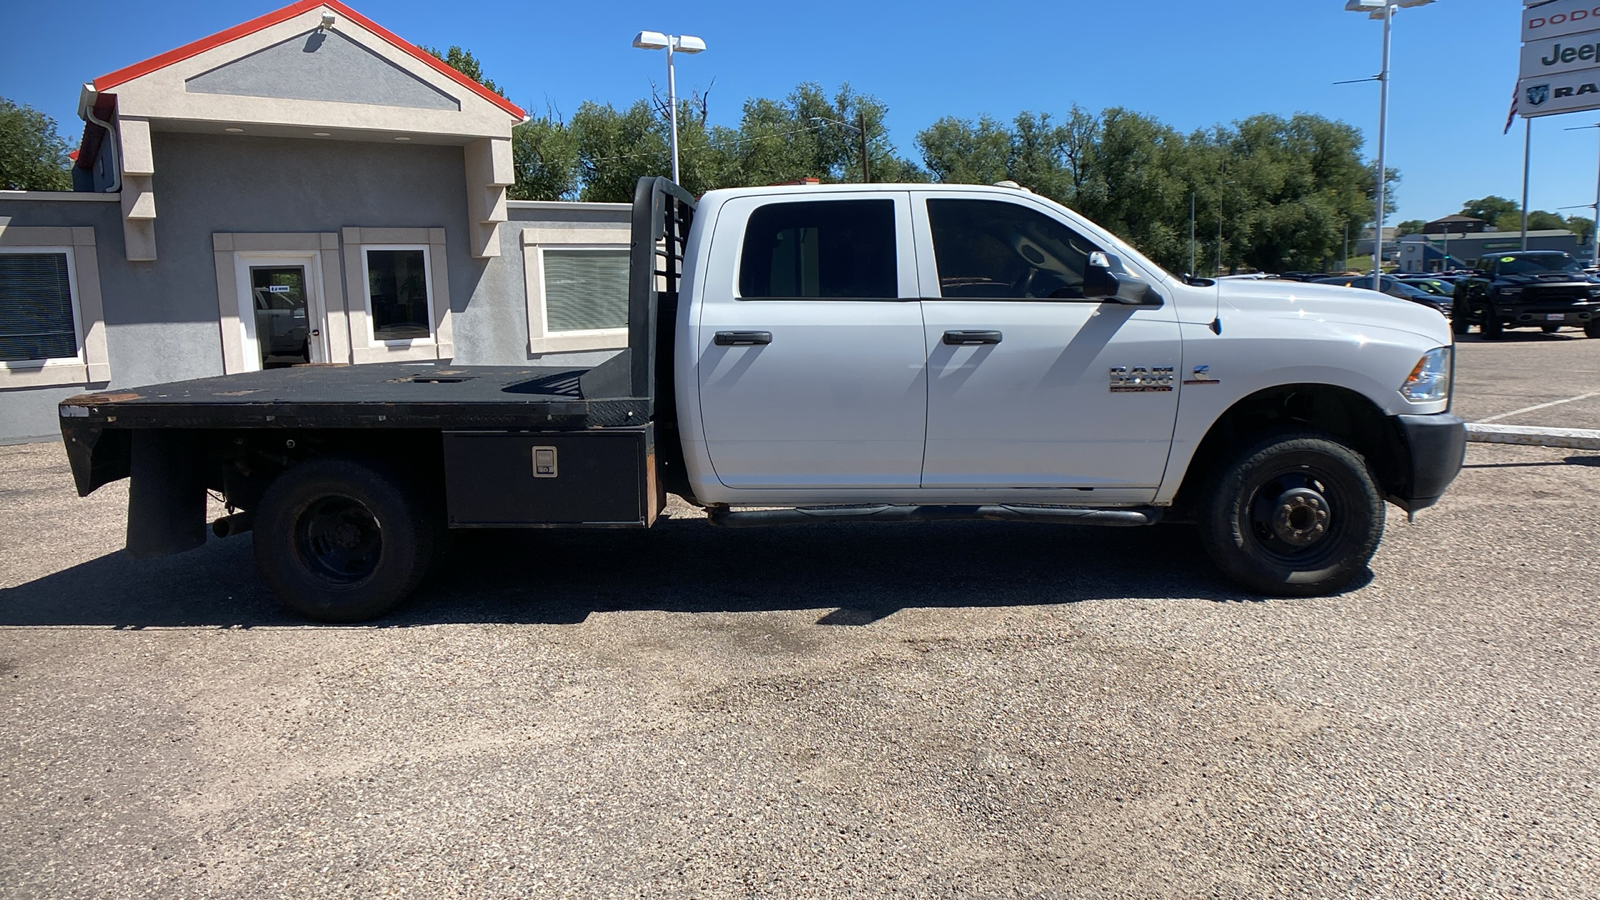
[1083,251,1158,305]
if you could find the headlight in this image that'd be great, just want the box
[1400,347,1452,403]
[1498,286,1523,298]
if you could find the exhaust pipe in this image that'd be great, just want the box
[212,511,255,538]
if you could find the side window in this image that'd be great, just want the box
[926,198,1101,300]
[738,199,897,299]
[0,250,78,363]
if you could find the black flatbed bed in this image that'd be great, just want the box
[58,362,648,431]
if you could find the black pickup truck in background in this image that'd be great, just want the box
[1451,251,1600,339]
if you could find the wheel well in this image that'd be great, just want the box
[1173,384,1405,517]
[206,429,443,513]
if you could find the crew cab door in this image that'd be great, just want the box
[911,191,1181,495]
[694,192,927,489]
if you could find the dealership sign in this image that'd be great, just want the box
[1522,27,1600,76]
[1523,0,1600,42]
[1521,1,1600,117]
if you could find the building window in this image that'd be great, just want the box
[0,249,80,364]
[541,248,630,333]
[363,246,434,343]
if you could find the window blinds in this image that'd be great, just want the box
[0,253,76,363]
[543,249,629,333]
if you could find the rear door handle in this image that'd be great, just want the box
[942,330,1003,345]
[713,331,773,346]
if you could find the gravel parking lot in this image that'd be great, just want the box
[2,334,1598,898]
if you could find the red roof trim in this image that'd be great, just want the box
[92,0,524,119]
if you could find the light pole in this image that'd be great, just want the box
[1564,122,1600,264]
[1343,0,1434,290]
[632,30,706,184]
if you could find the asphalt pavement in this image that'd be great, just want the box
[1,334,1597,898]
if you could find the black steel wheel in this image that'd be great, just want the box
[1200,433,1384,597]
[253,457,435,622]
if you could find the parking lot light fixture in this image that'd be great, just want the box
[1344,0,1434,290]
[632,31,706,184]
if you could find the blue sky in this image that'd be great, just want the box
[0,0,1583,226]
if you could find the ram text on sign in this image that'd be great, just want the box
[1519,69,1600,117]
[1523,0,1600,42]
[1522,27,1600,78]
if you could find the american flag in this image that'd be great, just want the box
[1505,83,1519,134]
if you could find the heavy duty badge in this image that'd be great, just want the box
[1109,366,1175,392]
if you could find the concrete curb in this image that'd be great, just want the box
[1466,423,1600,451]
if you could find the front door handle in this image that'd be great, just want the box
[713,331,773,346]
[942,330,1003,345]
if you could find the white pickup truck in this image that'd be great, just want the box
[59,177,1465,621]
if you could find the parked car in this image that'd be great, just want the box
[1313,275,1448,315]
[1452,251,1600,339]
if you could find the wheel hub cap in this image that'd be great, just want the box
[334,522,363,549]
[1271,487,1330,547]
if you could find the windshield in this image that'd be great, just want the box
[1496,254,1584,276]
[1401,279,1451,296]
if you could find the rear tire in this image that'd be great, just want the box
[1199,433,1384,597]
[253,457,435,622]
[1586,321,1600,339]
[1542,324,1561,334]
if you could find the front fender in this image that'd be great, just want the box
[1156,319,1450,505]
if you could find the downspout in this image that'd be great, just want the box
[77,83,120,194]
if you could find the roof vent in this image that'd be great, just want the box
[992,180,1033,193]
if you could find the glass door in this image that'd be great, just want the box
[248,265,310,369]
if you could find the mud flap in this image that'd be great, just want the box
[126,430,207,558]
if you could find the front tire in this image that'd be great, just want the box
[1199,434,1384,597]
[253,457,436,622]
[1481,305,1504,339]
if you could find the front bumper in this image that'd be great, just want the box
[1390,412,1467,512]
[1496,298,1600,325]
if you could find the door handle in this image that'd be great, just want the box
[713,331,773,346]
[942,330,1003,345]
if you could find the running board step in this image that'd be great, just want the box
[707,504,1161,528]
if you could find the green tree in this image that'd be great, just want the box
[0,97,72,191]
[1566,214,1596,246]
[1492,208,1565,232]
[571,100,670,202]
[1396,219,1426,236]
[1459,196,1518,225]
[509,114,579,201]
[916,115,1012,185]
[421,45,505,97]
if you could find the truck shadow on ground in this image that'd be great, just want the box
[0,517,1351,628]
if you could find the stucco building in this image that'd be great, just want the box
[0,0,630,442]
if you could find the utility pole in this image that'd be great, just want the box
[1189,192,1196,275]
[857,111,870,184]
